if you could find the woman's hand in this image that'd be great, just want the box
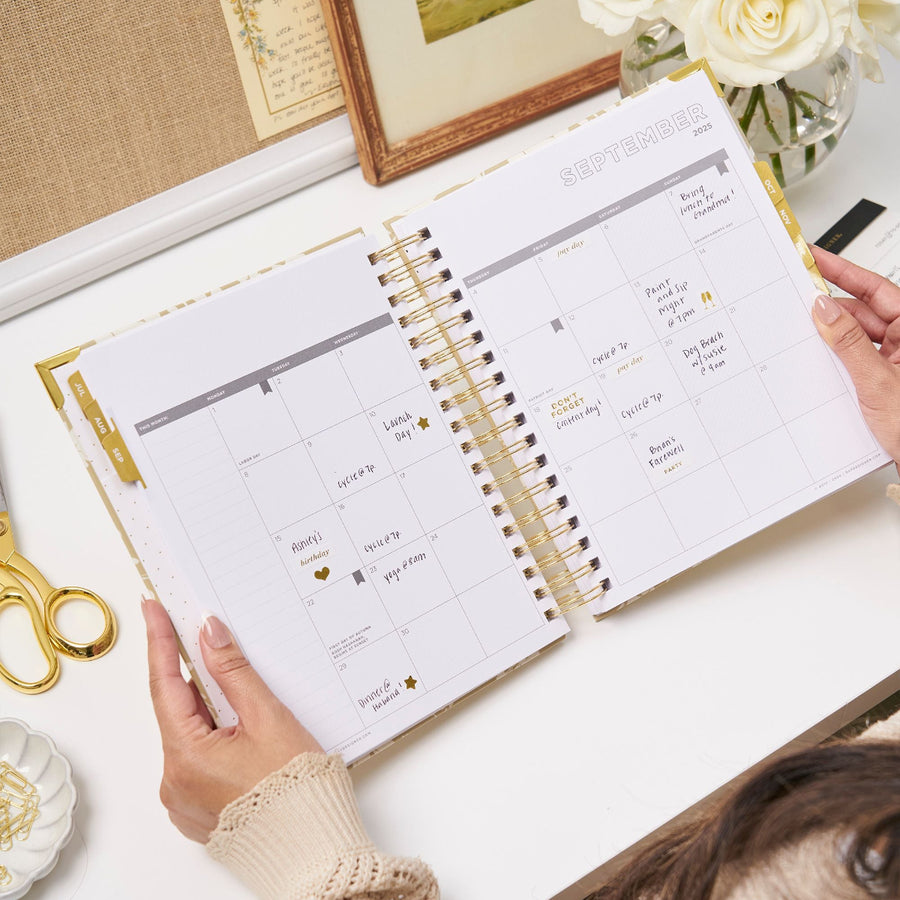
[142,596,323,843]
[811,244,900,472]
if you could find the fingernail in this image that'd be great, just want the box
[140,595,152,620]
[814,294,841,325]
[201,614,233,649]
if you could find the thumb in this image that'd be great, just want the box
[199,614,282,727]
[812,294,894,404]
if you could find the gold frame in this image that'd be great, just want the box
[321,0,622,184]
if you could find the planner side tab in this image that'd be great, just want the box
[754,160,828,292]
[68,370,144,485]
[369,229,611,621]
[36,350,145,485]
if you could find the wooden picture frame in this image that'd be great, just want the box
[321,0,623,184]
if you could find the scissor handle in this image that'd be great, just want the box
[44,587,118,660]
[0,587,61,694]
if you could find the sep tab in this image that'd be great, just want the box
[101,432,143,484]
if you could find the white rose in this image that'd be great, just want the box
[579,0,681,35]
[680,0,852,86]
[846,0,900,80]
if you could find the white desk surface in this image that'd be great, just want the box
[1,55,899,900]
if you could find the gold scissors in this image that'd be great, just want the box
[0,472,117,694]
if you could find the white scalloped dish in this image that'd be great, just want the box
[0,719,77,900]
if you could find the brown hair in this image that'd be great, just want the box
[587,740,900,900]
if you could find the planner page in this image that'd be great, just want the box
[393,68,892,618]
[73,235,568,762]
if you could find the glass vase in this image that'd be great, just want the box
[619,20,859,186]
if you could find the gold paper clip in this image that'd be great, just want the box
[0,762,40,849]
[0,762,36,796]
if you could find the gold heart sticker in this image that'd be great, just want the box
[314,567,330,581]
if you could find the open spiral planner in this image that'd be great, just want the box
[38,62,891,763]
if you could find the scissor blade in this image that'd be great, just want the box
[0,474,6,515]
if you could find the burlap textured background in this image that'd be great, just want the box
[0,2,342,261]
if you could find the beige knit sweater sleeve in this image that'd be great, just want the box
[207,753,439,899]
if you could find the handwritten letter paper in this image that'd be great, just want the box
[220,0,343,140]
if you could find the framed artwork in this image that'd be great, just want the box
[321,0,624,184]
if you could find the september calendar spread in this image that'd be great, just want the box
[41,64,891,762]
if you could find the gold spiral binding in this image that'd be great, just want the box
[512,517,577,557]
[522,536,589,577]
[490,475,557,516]
[388,271,451,307]
[408,311,473,349]
[374,228,609,622]
[544,578,612,621]
[471,435,535,474]
[368,229,430,265]
[419,332,483,369]
[378,249,442,286]
[451,393,514,433]
[480,455,546,493]
[501,496,568,537]
[460,413,524,452]
[429,352,495,390]
[440,373,504,411]
[399,290,462,327]
[533,558,600,599]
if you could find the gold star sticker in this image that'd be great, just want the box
[417,416,429,430]
[404,675,418,690]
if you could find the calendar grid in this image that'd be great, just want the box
[134,291,558,747]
